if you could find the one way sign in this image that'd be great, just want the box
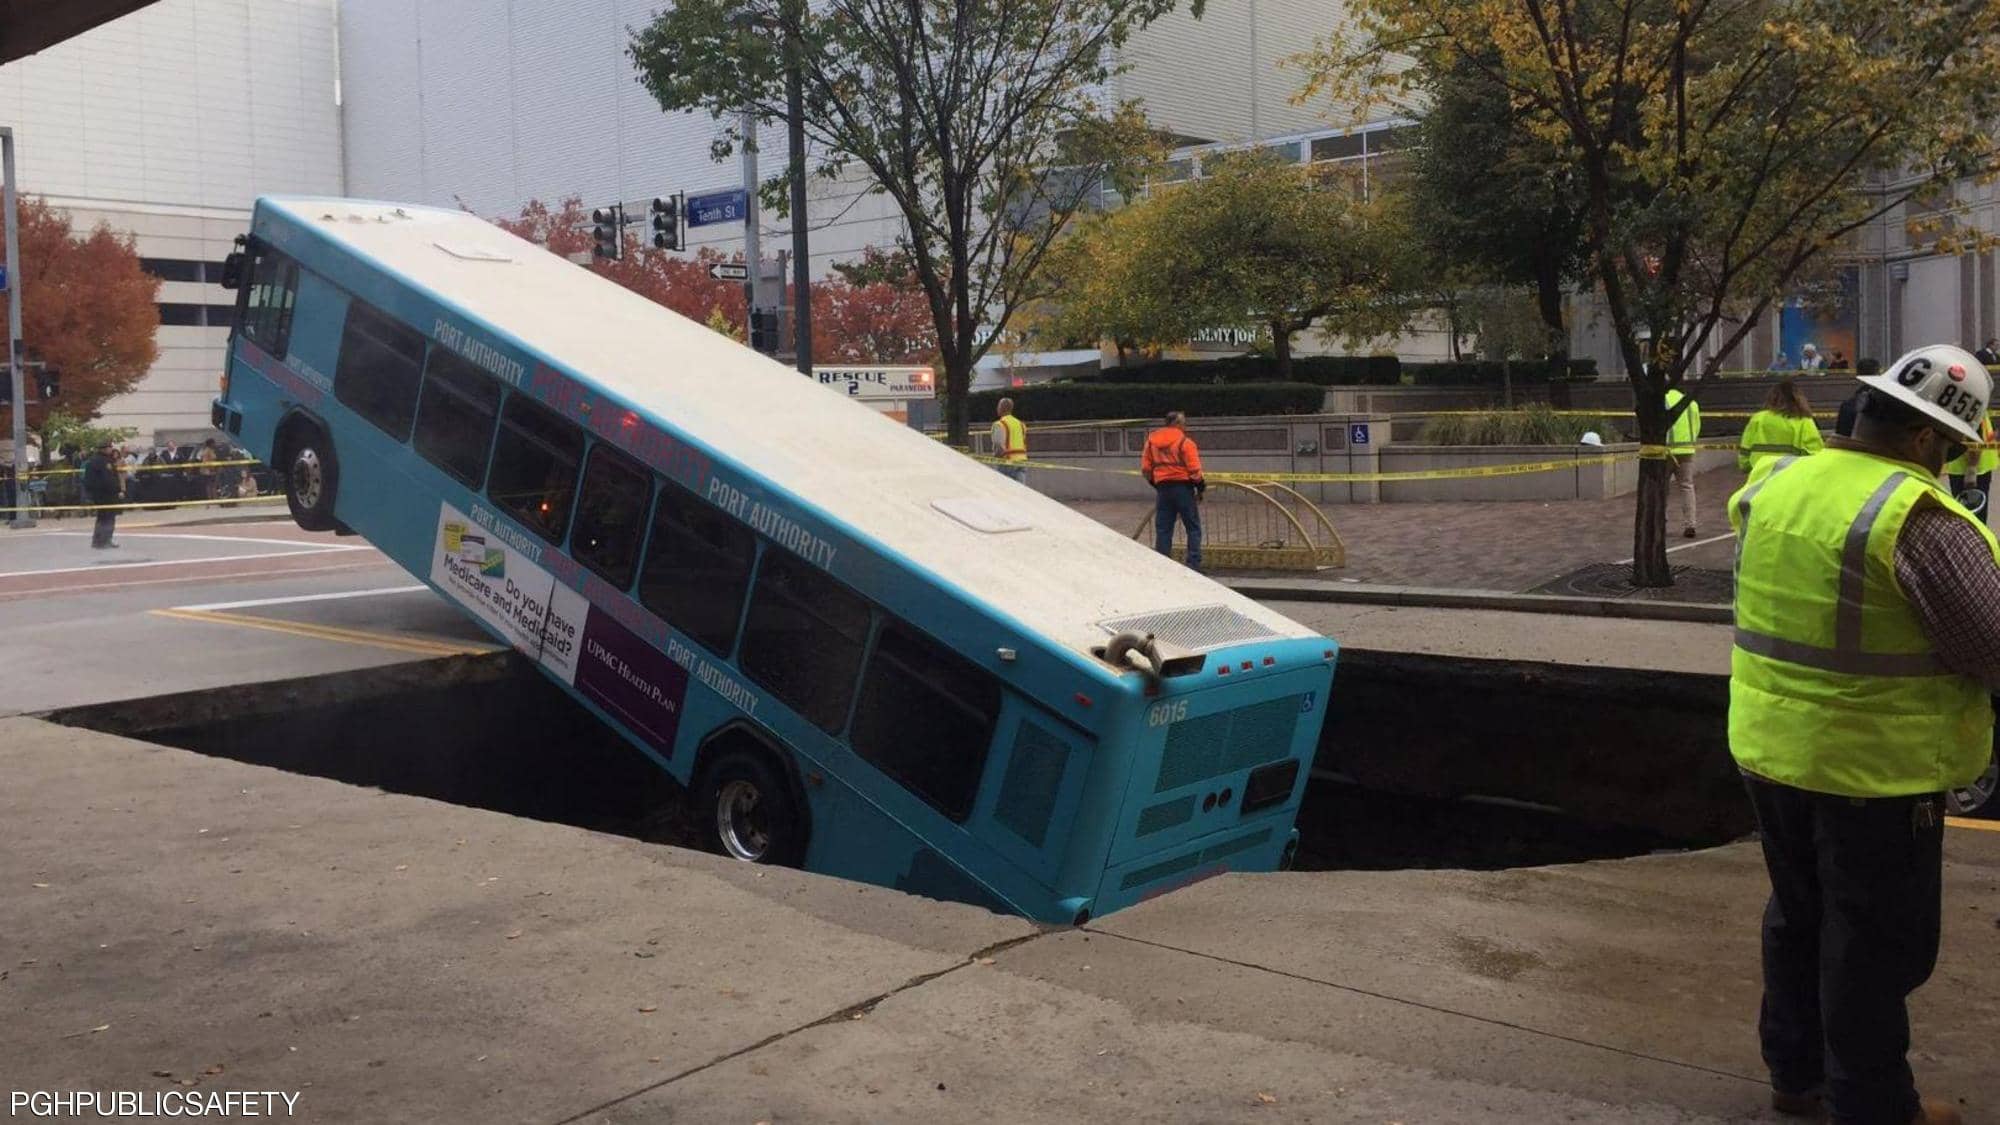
[708,262,749,282]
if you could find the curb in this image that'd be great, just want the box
[1229,579,1733,625]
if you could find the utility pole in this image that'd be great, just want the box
[740,108,765,328]
[4,127,30,530]
[784,1,812,376]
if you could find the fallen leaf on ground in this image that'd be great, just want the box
[505,931,522,940]
[638,1005,658,1013]
[394,865,408,872]
[90,1024,110,1033]
[151,1070,172,1078]
[975,957,995,965]
[31,883,49,889]
[1255,1092,1277,1105]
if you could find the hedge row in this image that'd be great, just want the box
[969,382,1325,423]
[1081,355,1403,386]
[1076,354,1599,387]
[1404,358,1600,385]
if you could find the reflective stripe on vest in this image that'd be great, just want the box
[996,415,1027,460]
[1728,447,1998,797]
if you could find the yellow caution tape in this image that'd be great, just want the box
[0,494,288,516]
[24,458,262,479]
[969,451,1634,483]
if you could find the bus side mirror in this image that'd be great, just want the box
[219,252,246,291]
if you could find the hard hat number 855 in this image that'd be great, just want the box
[1936,383,1982,425]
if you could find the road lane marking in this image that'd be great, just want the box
[150,607,495,658]
[21,531,370,550]
[0,547,358,580]
[0,560,397,600]
[173,585,429,612]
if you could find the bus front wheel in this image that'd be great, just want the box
[283,428,339,532]
[695,751,807,867]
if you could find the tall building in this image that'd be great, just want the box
[0,0,342,440]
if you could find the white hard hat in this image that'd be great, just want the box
[1578,431,1603,447]
[1857,344,1993,444]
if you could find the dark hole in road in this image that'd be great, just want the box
[51,653,1708,871]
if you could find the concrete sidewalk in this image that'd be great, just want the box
[7,717,1996,1123]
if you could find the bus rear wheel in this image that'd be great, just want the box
[695,751,807,867]
[283,427,339,532]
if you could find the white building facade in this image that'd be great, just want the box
[0,0,343,440]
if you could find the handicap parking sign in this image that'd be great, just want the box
[1349,423,1370,446]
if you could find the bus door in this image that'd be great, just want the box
[964,696,1098,891]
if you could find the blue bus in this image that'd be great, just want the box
[212,197,1338,924]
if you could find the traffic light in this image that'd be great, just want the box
[591,204,623,260]
[650,195,681,251]
[35,367,59,401]
[749,308,781,354]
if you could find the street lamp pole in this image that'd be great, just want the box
[784,2,812,375]
[4,127,31,530]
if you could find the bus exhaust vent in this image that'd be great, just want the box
[994,721,1071,849]
[1155,695,1303,794]
[1097,605,1278,653]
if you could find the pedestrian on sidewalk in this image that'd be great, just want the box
[1737,378,1824,473]
[81,440,123,549]
[1665,386,1702,537]
[1142,410,1205,571]
[1729,344,2000,1125]
[989,398,1029,485]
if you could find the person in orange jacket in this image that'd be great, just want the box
[1141,410,1205,570]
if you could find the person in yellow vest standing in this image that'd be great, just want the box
[989,398,1029,485]
[1940,412,1995,513]
[1666,386,1702,537]
[1729,343,2000,1125]
[1737,378,1824,474]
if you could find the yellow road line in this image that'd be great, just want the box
[1946,816,2000,833]
[150,607,493,659]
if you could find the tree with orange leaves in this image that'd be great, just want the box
[0,197,160,430]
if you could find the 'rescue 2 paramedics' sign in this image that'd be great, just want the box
[814,365,935,401]
[432,502,691,757]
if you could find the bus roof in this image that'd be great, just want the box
[260,197,1321,656]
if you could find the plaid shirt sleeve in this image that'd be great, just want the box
[1894,502,2000,690]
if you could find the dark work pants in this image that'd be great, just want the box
[91,509,117,547]
[1153,482,1201,571]
[1745,774,1944,1124]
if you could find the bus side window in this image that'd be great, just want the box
[334,300,425,441]
[637,481,756,656]
[412,349,501,489]
[241,252,298,358]
[849,621,1002,822]
[570,443,653,589]
[738,549,872,734]
[486,393,585,543]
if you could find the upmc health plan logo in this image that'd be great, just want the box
[444,521,505,579]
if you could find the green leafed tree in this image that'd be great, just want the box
[1037,151,1418,377]
[630,0,1191,445]
[1404,54,1590,366]
[1304,0,2000,586]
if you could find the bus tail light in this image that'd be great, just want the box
[1241,759,1301,815]
[1262,656,1275,666]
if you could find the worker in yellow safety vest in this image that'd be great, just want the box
[1737,377,1824,473]
[989,397,1029,485]
[1666,386,1702,537]
[1729,343,2000,1125]
[1940,412,1996,504]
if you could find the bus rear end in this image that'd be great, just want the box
[1092,634,1335,915]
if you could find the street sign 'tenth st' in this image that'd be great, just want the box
[687,189,748,228]
[707,262,750,281]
